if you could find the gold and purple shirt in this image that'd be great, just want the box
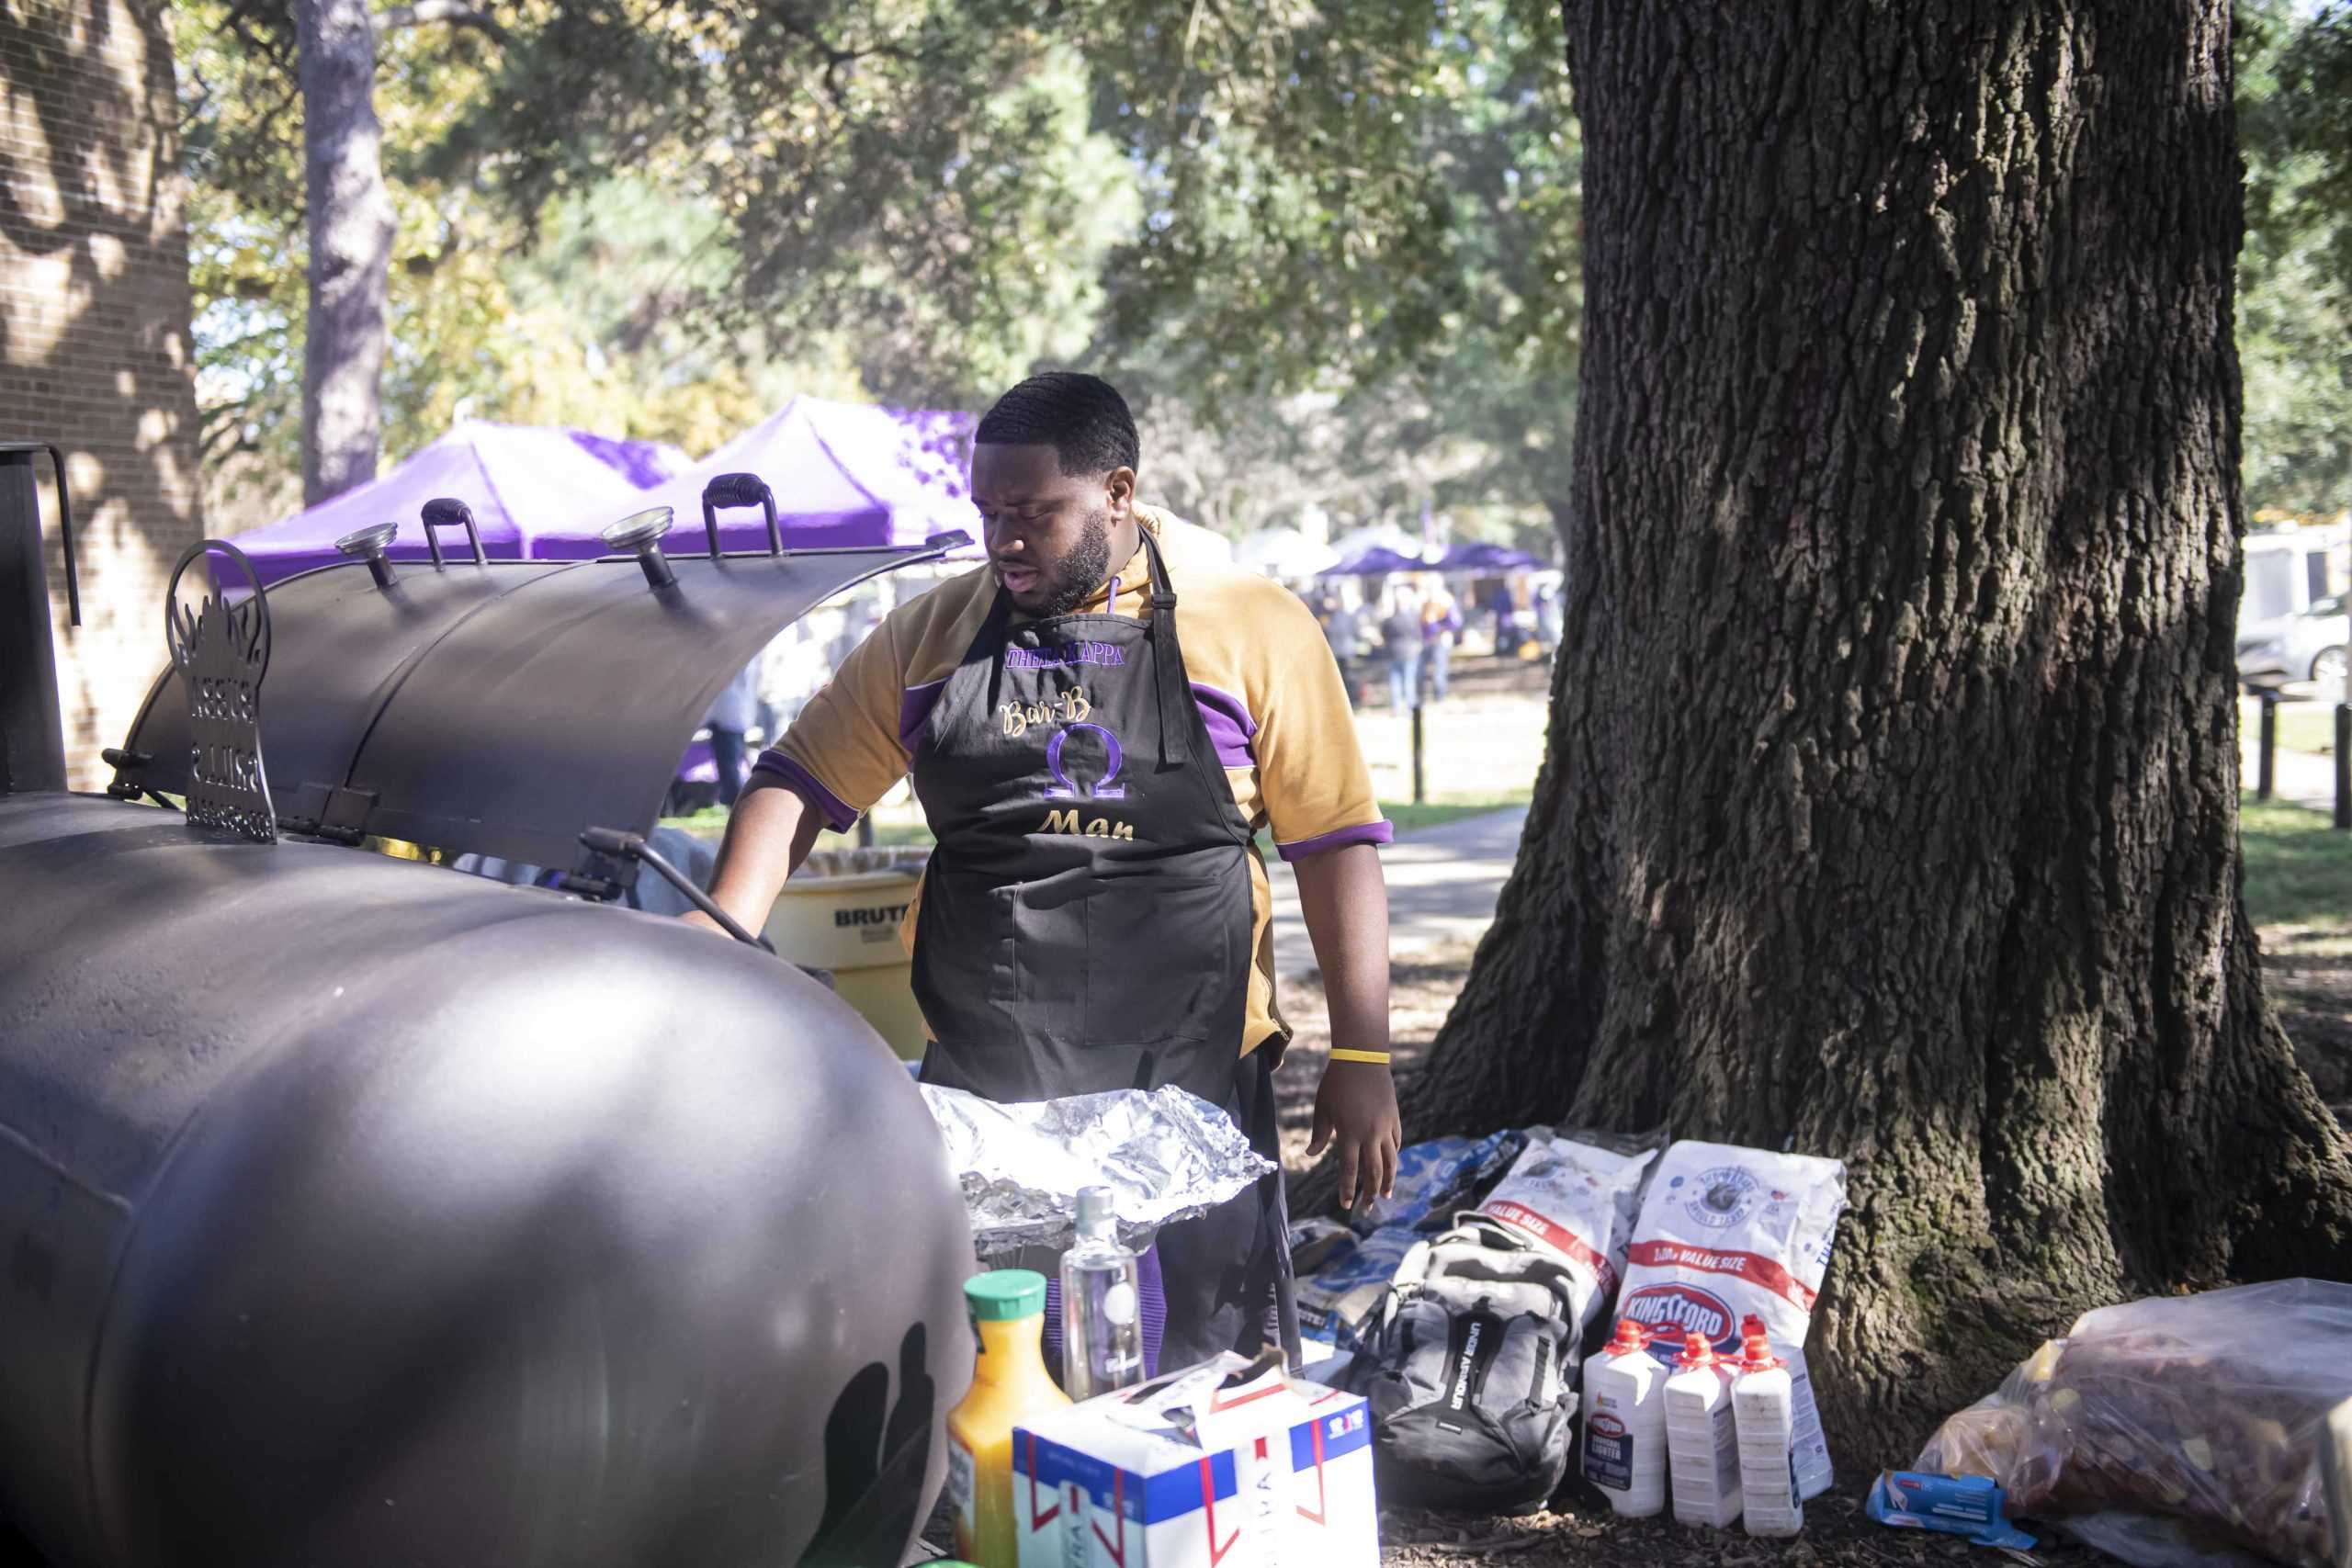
[756,508,1389,1055]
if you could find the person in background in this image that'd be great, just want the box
[1322,592,1365,708]
[684,371,1401,1374]
[1535,582,1564,652]
[1379,587,1423,712]
[1419,583,1462,703]
[704,659,760,807]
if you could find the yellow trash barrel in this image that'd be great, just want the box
[762,847,931,1061]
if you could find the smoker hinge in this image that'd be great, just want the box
[313,785,379,846]
[101,747,153,801]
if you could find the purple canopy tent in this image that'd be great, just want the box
[222,423,691,586]
[1321,544,1432,577]
[625,397,981,557]
[1433,540,1542,572]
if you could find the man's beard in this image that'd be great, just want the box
[1036,508,1114,616]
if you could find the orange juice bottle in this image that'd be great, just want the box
[945,1269,1069,1567]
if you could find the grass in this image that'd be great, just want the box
[2273,705,2339,756]
[1379,795,1530,834]
[2241,694,2340,756]
[663,791,1532,854]
[2241,795,2352,931]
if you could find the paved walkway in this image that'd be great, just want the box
[2241,736,2339,815]
[1267,806,1530,980]
[1264,734,2341,986]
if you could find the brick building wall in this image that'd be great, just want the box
[1,0,205,789]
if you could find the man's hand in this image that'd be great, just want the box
[678,909,729,937]
[1308,1058,1401,1209]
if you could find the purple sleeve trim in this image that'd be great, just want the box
[898,678,947,752]
[749,749,859,832]
[1275,819,1394,862]
[1190,682,1258,739]
[1190,682,1259,770]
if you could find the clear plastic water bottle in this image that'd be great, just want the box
[1059,1185,1143,1401]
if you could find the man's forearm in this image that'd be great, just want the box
[704,776,825,929]
[1292,841,1390,1050]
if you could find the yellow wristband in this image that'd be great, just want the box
[1328,1048,1393,1066]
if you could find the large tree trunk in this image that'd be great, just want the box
[1408,0,2352,1460]
[295,0,393,504]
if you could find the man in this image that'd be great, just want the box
[1320,592,1364,708]
[685,372,1400,1371]
[1380,588,1422,712]
[1419,583,1461,704]
[702,659,760,808]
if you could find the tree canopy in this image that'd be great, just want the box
[2238,0,2352,515]
[175,0,2350,537]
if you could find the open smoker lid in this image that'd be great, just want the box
[112,531,963,880]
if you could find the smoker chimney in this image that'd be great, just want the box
[0,445,77,797]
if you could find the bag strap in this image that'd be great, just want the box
[1379,1235,1438,1337]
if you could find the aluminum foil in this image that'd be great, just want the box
[920,1083,1273,1252]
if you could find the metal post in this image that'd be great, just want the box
[1411,702,1426,806]
[2336,705,2351,830]
[0,448,67,796]
[855,814,876,849]
[2259,691,2278,802]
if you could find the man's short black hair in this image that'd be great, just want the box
[976,371,1140,478]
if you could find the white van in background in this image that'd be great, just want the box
[2238,525,2348,689]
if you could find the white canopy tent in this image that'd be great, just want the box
[1235,526,1339,580]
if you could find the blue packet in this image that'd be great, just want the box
[1866,1470,2037,1550]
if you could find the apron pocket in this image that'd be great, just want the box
[1008,874,1089,1049]
[1081,861,1247,1051]
[911,867,1017,1035]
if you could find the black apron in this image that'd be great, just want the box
[910,528,1297,1371]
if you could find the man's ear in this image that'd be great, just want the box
[1104,467,1136,519]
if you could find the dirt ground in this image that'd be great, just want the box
[2268,923,2352,1124]
[1378,1483,2105,1568]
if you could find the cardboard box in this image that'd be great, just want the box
[1013,1352,1379,1566]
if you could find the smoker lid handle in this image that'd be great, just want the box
[578,825,775,953]
[419,498,488,568]
[0,444,77,626]
[700,472,782,558]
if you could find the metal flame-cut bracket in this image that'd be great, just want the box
[164,538,277,843]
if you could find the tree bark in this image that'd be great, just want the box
[1542,493,1574,546]
[1408,0,2352,1459]
[296,0,394,505]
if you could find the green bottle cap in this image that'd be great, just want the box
[964,1268,1047,1322]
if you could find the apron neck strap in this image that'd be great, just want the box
[978,586,1014,713]
[1135,525,1191,769]
[1137,519,1178,613]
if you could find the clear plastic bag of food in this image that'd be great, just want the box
[1915,1280,2352,1568]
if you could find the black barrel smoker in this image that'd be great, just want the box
[0,449,976,1568]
